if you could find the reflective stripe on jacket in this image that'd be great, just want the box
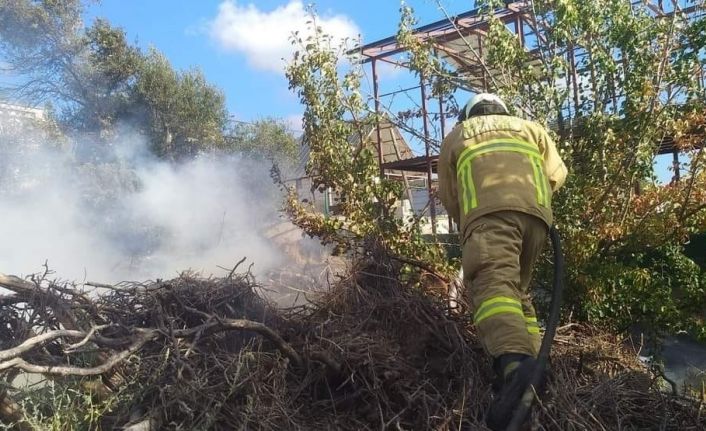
[438,114,567,243]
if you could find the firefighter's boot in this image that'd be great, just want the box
[486,354,545,430]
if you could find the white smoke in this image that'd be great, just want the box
[0,125,291,283]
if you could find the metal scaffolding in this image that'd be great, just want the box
[349,0,705,232]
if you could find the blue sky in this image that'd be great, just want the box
[83,0,469,131]
[81,0,676,181]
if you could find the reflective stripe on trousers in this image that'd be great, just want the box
[474,295,540,336]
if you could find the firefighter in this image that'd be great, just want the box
[437,93,567,429]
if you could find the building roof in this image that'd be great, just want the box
[365,119,415,164]
[286,119,419,181]
[382,155,439,174]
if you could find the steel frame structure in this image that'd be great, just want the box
[349,0,705,233]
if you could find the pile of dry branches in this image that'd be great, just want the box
[0,257,704,430]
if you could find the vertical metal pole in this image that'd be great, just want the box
[515,15,525,47]
[565,51,573,121]
[420,73,437,234]
[439,94,453,233]
[478,33,487,91]
[438,95,446,138]
[609,44,620,114]
[372,59,384,179]
[570,46,580,114]
[520,17,526,47]
[672,149,680,183]
[390,127,414,206]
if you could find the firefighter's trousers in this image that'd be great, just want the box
[461,210,547,358]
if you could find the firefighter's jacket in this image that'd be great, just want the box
[438,114,567,242]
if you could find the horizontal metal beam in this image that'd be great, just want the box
[349,2,530,63]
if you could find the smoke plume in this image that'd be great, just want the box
[0,125,295,283]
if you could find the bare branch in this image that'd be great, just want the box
[0,329,86,362]
[64,324,113,353]
[0,272,41,296]
[0,331,156,376]
[173,319,303,368]
[0,272,81,331]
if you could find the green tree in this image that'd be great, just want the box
[133,49,227,159]
[225,118,298,166]
[0,0,227,160]
[285,13,451,281]
[397,0,706,337]
[68,18,142,132]
[0,0,87,105]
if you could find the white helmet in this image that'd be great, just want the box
[460,93,509,121]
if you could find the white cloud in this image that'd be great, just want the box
[208,0,360,73]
